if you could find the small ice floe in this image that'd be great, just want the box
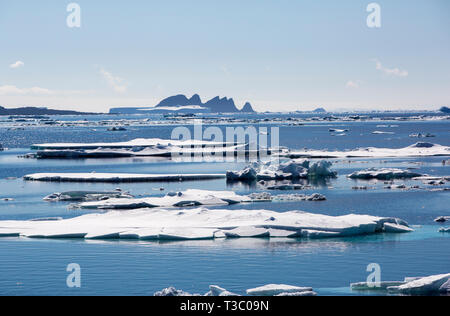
[266,184,305,191]
[438,227,450,233]
[409,133,435,138]
[44,191,133,202]
[387,273,450,295]
[24,173,226,183]
[372,131,394,135]
[0,208,413,241]
[227,159,336,182]
[154,287,199,296]
[246,284,315,296]
[435,216,450,223]
[78,190,251,210]
[348,168,423,180]
[272,193,326,202]
[107,126,127,132]
[2,198,14,202]
[205,285,240,297]
[350,281,406,291]
[286,143,450,159]
[329,128,349,133]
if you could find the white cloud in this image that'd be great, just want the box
[373,59,408,77]
[0,85,53,96]
[346,80,359,88]
[99,68,127,93]
[9,61,24,69]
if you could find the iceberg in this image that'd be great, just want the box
[350,281,406,291]
[0,208,413,241]
[24,173,226,183]
[246,284,313,296]
[275,291,317,296]
[206,285,240,297]
[227,159,336,181]
[387,273,450,294]
[348,168,423,180]
[154,287,198,296]
[287,143,450,159]
[438,227,450,233]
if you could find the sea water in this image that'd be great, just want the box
[0,113,449,295]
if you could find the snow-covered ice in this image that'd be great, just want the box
[24,173,226,183]
[246,284,313,296]
[0,208,413,241]
[387,273,450,294]
[227,159,336,181]
[44,190,133,202]
[286,143,450,159]
[348,168,423,180]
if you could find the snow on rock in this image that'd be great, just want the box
[227,159,336,181]
[348,168,423,180]
[78,190,250,210]
[24,173,225,183]
[246,284,313,296]
[0,208,413,241]
[287,143,450,159]
[387,273,450,294]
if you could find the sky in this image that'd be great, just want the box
[1,0,449,112]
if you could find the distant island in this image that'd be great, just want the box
[110,94,255,114]
[0,106,96,116]
[440,106,450,114]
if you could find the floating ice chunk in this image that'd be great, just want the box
[383,223,414,233]
[207,285,240,296]
[439,227,450,233]
[287,143,450,159]
[246,284,313,296]
[372,131,394,135]
[275,291,318,296]
[387,273,450,294]
[350,281,406,291]
[44,191,133,202]
[435,216,450,223]
[348,168,423,180]
[79,190,251,210]
[0,208,413,241]
[24,173,225,183]
[154,287,197,296]
[226,168,257,181]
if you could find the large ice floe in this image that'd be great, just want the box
[24,173,225,183]
[351,273,450,295]
[246,284,316,296]
[28,138,268,159]
[348,168,423,180]
[286,143,450,159]
[226,159,336,181]
[78,189,251,209]
[0,208,413,240]
[76,190,326,210]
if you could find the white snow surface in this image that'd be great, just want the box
[287,143,450,158]
[79,189,251,209]
[387,273,450,294]
[24,173,225,182]
[0,208,412,241]
[246,284,313,296]
[348,168,423,180]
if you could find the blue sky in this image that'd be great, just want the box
[1,0,449,112]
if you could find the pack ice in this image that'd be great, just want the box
[0,208,413,240]
[286,143,450,159]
